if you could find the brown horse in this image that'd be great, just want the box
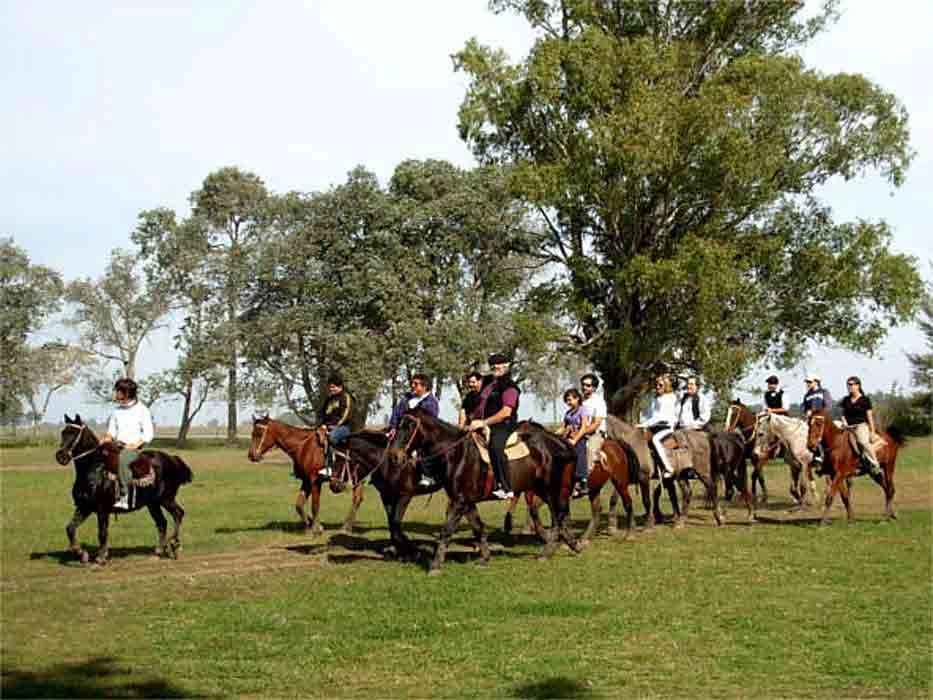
[387,409,579,574]
[807,408,905,525]
[724,400,771,502]
[247,416,387,535]
[580,438,653,543]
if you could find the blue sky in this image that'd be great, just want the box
[3,1,930,425]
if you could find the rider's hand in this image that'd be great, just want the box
[470,420,486,432]
[387,429,396,441]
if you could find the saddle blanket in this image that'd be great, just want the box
[471,431,530,465]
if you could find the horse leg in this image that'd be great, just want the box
[309,481,324,536]
[752,464,768,505]
[819,472,844,526]
[503,494,518,535]
[664,478,684,528]
[342,483,364,535]
[838,475,855,525]
[652,483,664,523]
[429,499,467,575]
[678,478,692,520]
[580,482,602,546]
[640,480,654,528]
[94,510,111,564]
[877,461,897,520]
[295,487,310,529]
[66,508,91,564]
[616,477,634,538]
[466,506,491,565]
[526,496,548,543]
[163,500,185,559]
[607,490,619,535]
[147,503,169,557]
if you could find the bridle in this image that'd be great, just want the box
[60,423,98,463]
[252,421,273,457]
[808,414,826,448]
[395,414,472,461]
[397,414,423,455]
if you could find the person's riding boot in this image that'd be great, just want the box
[866,459,883,478]
[319,449,333,478]
[114,485,130,511]
[573,478,588,499]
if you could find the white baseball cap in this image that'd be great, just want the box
[805,374,821,383]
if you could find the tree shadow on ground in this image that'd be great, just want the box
[29,545,156,565]
[512,676,592,698]
[2,656,195,698]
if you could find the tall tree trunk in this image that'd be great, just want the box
[177,382,193,448]
[124,349,136,380]
[226,363,237,444]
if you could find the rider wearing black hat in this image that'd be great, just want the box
[763,375,787,415]
[468,352,521,499]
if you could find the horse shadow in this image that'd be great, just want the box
[1,656,196,698]
[512,677,592,698]
[751,515,825,527]
[29,545,156,566]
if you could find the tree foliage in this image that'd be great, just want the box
[134,167,270,441]
[65,249,171,380]
[0,239,64,424]
[455,0,923,411]
[241,161,552,423]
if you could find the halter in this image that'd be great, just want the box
[397,414,423,454]
[253,421,273,456]
[60,424,98,463]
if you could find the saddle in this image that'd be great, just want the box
[846,431,887,469]
[469,430,530,466]
[100,444,155,487]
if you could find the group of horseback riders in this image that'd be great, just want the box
[98,354,883,511]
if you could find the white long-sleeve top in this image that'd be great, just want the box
[106,401,154,445]
[639,393,678,429]
[676,392,712,430]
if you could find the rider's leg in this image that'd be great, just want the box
[651,429,675,479]
[323,425,351,476]
[852,423,882,475]
[115,449,136,509]
[489,425,513,497]
[586,432,604,478]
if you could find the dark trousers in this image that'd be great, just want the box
[488,425,512,490]
[574,438,589,481]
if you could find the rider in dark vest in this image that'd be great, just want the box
[763,375,787,414]
[469,352,521,499]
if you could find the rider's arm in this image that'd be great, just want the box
[482,405,513,427]
[337,394,353,427]
[570,415,590,444]
[458,410,467,430]
[700,396,712,425]
[867,409,877,435]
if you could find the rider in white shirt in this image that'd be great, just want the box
[676,376,712,430]
[638,374,679,479]
[102,378,154,510]
[579,373,608,489]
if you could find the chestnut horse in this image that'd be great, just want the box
[581,437,653,543]
[387,408,580,574]
[55,415,192,564]
[247,416,387,535]
[807,408,905,525]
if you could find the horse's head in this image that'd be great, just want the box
[387,413,422,471]
[751,413,776,463]
[807,413,826,450]
[56,414,95,465]
[247,415,274,462]
[724,401,741,432]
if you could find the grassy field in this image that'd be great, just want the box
[1,437,930,698]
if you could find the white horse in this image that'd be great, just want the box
[752,413,819,506]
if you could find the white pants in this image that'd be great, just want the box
[852,423,880,467]
[651,428,675,478]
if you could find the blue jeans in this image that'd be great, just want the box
[328,425,350,446]
[574,438,589,481]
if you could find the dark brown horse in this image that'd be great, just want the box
[807,408,905,525]
[247,416,387,535]
[55,415,192,564]
[724,400,771,503]
[386,409,579,574]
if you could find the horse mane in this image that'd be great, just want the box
[885,425,907,446]
[405,406,462,440]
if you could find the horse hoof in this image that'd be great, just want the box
[93,557,107,566]
[427,568,442,577]
[606,527,617,537]
[673,519,685,530]
[503,513,513,535]
[77,550,90,564]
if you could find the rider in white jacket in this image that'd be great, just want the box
[638,375,679,479]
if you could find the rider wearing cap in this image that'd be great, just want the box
[763,375,787,415]
[801,374,831,467]
[469,352,521,500]
[318,374,356,477]
[387,373,441,488]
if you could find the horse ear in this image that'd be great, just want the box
[64,414,72,424]
[263,412,270,420]
[75,413,83,425]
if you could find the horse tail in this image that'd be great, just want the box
[616,440,641,485]
[885,425,907,447]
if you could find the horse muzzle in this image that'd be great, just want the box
[247,450,262,463]
[55,449,71,465]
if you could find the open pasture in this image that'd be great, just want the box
[2,438,930,698]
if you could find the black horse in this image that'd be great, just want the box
[385,408,580,574]
[55,414,193,564]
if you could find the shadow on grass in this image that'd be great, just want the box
[513,677,592,698]
[752,515,824,527]
[1,656,195,698]
[29,545,157,565]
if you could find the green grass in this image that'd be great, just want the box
[2,439,930,698]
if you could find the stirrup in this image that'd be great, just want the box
[418,475,435,488]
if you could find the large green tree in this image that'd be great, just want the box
[455,0,923,411]
[134,168,270,442]
[0,239,64,425]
